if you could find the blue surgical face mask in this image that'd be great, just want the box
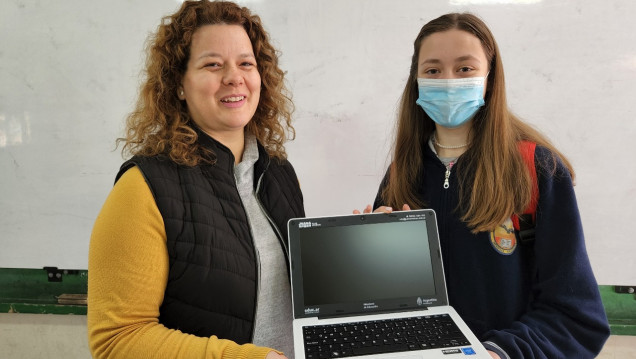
[416,76,486,128]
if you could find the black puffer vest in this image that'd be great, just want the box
[114,132,305,343]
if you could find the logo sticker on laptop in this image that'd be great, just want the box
[417,297,437,306]
[461,347,477,355]
[304,307,320,314]
[363,302,378,310]
[298,221,321,228]
[442,348,461,354]
[400,213,427,221]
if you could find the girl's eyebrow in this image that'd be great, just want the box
[420,54,481,66]
[454,55,481,63]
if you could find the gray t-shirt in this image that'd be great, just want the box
[234,135,294,358]
[428,135,458,167]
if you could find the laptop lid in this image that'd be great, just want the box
[288,209,448,320]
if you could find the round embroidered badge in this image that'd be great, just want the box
[490,217,517,255]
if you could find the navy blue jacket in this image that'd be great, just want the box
[374,144,609,358]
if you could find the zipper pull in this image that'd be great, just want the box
[443,161,454,189]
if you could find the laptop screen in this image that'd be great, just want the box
[288,209,449,319]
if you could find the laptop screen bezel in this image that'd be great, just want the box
[287,209,449,319]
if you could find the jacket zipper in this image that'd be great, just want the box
[245,159,290,341]
[443,161,454,189]
[231,166,261,342]
[250,239,261,342]
[254,169,289,273]
[438,159,453,290]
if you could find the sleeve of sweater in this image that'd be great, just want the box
[87,166,276,359]
[480,147,610,358]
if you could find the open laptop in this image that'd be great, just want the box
[287,209,490,359]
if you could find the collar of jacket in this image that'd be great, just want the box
[422,138,443,164]
[193,125,272,180]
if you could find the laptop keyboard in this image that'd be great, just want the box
[302,314,471,358]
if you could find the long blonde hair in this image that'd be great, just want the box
[119,0,294,165]
[382,13,574,233]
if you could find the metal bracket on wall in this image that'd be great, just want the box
[614,286,636,299]
[43,267,80,282]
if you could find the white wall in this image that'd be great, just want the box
[2,0,632,285]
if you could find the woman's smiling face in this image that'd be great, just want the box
[179,24,261,140]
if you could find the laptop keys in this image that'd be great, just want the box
[303,314,471,358]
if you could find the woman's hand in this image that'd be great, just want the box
[353,204,411,214]
[487,351,501,359]
[266,351,288,359]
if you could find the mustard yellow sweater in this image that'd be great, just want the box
[88,166,277,359]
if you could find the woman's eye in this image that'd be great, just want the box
[458,67,472,73]
[241,61,255,67]
[425,69,440,75]
[204,62,221,68]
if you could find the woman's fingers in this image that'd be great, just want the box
[353,204,373,214]
[353,204,411,214]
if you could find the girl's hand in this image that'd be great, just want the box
[352,204,411,214]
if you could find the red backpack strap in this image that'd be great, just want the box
[512,141,538,242]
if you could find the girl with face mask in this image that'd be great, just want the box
[356,13,609,359]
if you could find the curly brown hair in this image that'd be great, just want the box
[119,0,294,165]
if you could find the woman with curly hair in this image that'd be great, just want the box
[88,1,304,358]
